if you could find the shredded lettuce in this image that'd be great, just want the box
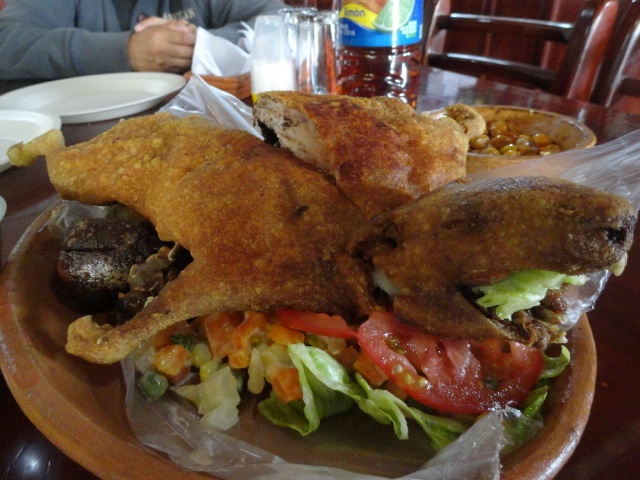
[501,345,571,454]
[259,343,466,450]
[472,269,588,319]
[501,387,547,455]
[540,345,571,379]
[173,333,572,453]
[258,345,355,436]
[354,372,466,450]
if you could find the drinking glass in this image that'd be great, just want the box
[294,10,339,94]
[250,15,296,101]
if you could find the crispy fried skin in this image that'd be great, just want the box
[350,176,637,346]
[45,114,253,237]
[253,91,471,217]
[37,113,374,363]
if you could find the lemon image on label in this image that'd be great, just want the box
[372,0,415,33]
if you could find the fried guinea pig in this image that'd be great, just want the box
[13,113,375,364]
[349,176,636,348]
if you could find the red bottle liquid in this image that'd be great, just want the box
[336,0,424,107]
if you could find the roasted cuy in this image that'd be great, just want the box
[349,176,637,348]
[8,103,636,360]
[11,113,375,364]
[253,92,480,217]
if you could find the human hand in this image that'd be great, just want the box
[134,16,196,33]
[128,20,197,73]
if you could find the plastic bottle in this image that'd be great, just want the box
[336,0,424,107]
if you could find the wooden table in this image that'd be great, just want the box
[1,67,640,479]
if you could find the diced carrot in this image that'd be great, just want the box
[353,351,389,387]
[333,345,360,372]
[151,320,195,351]
[154,344,192,377]
[271,367,303,402]
[228,311,271,369]
[384,379,409,401]
[202,312,243,359]
[228,349,251,370]
[189,315,206,333]
[268,323,305,345]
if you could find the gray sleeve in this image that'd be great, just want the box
[204,0,285,43]
[0,0,132,80]
[0,0,288,80]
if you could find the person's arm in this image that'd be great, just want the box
[0,0,132,80]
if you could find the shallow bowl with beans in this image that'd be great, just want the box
[431,105,596,173]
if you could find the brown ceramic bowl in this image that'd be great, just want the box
[184,71,251,100]
[0,208,596,479]
[431,105,596,174]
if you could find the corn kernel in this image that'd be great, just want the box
[191,342,213,368]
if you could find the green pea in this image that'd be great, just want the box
[138,369,169,401]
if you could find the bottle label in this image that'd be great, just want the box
[339,0,423,48]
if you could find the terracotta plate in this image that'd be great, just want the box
[0,208,596,479]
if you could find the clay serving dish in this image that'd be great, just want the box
[0,207,596,479]
[431,105,596,174]
[184,71,251,101]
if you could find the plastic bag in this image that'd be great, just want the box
[117,76,640,479]
[160,75,259,137]
[124,349,518,479]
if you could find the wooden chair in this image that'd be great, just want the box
[424,0,619,101]
[590,0,640,112]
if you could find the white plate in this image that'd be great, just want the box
[0,109,62,173]
[0,72,186,124]
[0,196,5,222]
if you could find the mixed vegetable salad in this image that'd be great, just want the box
[131,302,571,453]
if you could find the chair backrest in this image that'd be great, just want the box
[590,0,640,111]
[424,0,619,101]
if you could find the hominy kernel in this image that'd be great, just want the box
[469,120,562,157]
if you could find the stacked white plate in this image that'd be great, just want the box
[0,72,186,124]
[0,109,62,173]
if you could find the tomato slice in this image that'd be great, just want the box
[275,310,357,339]
[357,311,544,414]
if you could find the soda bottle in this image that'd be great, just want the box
[336,0,424,107]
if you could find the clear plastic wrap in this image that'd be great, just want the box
[108,76,640,479]
[124,352,524,479]
[471,128,640,331]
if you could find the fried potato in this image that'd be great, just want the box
[432,103,486,139]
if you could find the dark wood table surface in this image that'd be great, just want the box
[1,67,640,479]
